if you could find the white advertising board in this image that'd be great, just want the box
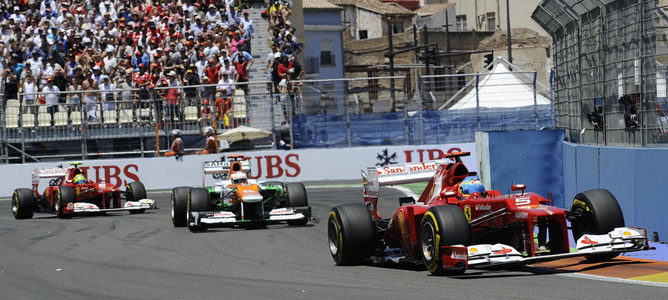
[0,143,475,197]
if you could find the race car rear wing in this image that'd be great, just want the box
[32,168,69,179]
[362,160,448,197]
[203,160,251,175]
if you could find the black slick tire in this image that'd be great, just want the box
[126,182,147,214]
[56,186,75,219]
[328,204,376,265]
[172,187,190,227]
[286,182,308,226]
[571,189,625,261]
[12,188,35,219]
[187,187,210,232]
[420,205,471,275]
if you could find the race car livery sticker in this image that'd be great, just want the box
[464,205,472,221]
[475,204,491,211]
[515,212,528,219]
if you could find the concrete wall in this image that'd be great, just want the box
[452,0,549,37]
[304,11,342,26]
[304,30,344,79]
[563,143,668,240]
[415,6,457,29]
[357,9,383,39]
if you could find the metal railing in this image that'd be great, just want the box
[2,71,553,163]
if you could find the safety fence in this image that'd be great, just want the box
[533,0,668,147]
[2,70,553,163]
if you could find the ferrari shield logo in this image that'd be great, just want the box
[464,205,471,221]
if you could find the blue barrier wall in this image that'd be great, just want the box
[292,106,554,148]
[563,143,668,239]
[482,130,565,208]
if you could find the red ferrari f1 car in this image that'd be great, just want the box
[327,152,651,275]
[12,162,156,219]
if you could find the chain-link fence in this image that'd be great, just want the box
[533,0,668,146]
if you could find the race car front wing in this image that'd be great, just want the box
[439,227,651,270]
[189,206,312,227]
[66,199,157,213]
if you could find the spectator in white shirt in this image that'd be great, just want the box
[42,78,60,126]
[217,72,235,97]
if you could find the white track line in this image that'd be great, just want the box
[556,272,668,288]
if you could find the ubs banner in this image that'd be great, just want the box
[0,143,475,197]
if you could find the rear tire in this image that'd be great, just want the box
[420,205,472,275]
[12,188,35,219]
[571,189,625,261]
[172,187,190,227]
[286,183,308,226]
[187,187,210,232]
[328,204,376,265]
[126,182,147,214]
[56,186,75,219]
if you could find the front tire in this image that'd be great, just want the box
[187,187,210,232]
[172,187,190,227]
[126,182,147,214]
[328,204,376,265]
[571,189,625,261]
[12,188,35,219]
[286,183,308,226]
[420,205,471,275]
[56,186,75,219]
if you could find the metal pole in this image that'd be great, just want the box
[533,71,538,129]
[413,24,419,63]
[344,80,351,147]
[403,75,409,144]
[269,82,276,149]
[423,25,431,109]
[506,0,513,64]
[388,21,396,112]
[476,73,481,130]
[81,103,87,159]
[418,75,425,144]
[445,11,452,99]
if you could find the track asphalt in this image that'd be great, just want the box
[0,185,666,299]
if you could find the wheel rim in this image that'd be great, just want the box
[171,195,175,221]
[12,195,18,215]
[421,222,436,261]
[55,197,61,215]
[328,219,340,256]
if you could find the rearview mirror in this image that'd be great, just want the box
[511,184,526,194]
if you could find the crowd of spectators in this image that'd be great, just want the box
[262,0,304,124]
[0,0,257,129]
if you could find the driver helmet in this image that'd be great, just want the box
[458,175,485,196]
[73,173,87,184]
[230,172,247,184]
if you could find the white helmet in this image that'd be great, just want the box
[171,129,180,136]
[230,172,247,184]
[204,126,214,135]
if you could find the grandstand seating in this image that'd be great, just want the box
[184,106,198,121]
[37,113,51,127]
[119,109,134,124]
[22,114,35,128]
[103,110,117,125]
[54,112,69,126]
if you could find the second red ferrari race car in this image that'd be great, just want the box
[327,152,651,275]
[12,162,156,219]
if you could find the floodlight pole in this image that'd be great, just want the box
[506,0,513,64]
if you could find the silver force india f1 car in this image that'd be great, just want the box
[327,152,652,275]
[12,162,156,219]
[171,155,311,232]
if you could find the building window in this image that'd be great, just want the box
[456,15,467,31]
[392,23,404,34]
[359,30,368,40]
[320,39,335,66]
[486,12,496,31]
